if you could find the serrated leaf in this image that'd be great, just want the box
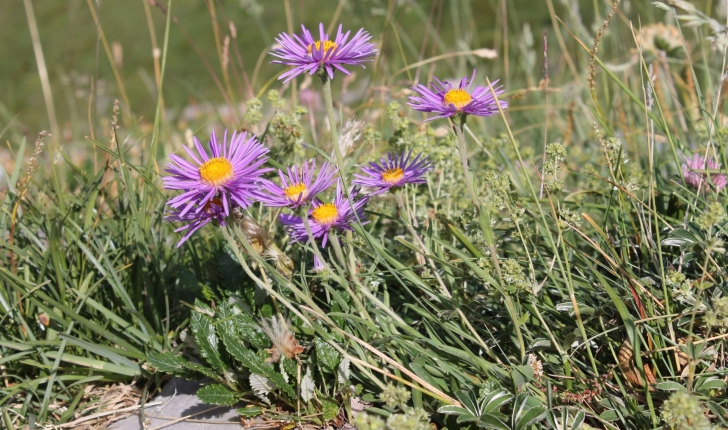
[147,351,189,376]
[218,328,296,399]
[337,357,350,384]
[315,338,340,373]
[217,301,269,349]
[147,351,217,381]
[250,373,276,404]
[301,367,315,403]
[183,360,219,380]
[191,301,225,372]
[196,384,237,406]
[237,406,264,418]
[322,397,339,422]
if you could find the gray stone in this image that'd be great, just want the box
[111,378,242,429]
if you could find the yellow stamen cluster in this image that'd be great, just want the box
[381,168,405,184]
[199,157,234,186]
[307,40,338,56]
[283,183,308,201]
[443,88,472,110]
[311,203,339,225]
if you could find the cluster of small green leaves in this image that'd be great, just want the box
[147,299,356,426]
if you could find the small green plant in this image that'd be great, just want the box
[148,299,356,426]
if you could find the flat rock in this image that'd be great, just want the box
[111,378,242,429]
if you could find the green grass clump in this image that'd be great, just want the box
[2,0,728,428]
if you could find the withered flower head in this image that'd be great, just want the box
[260,315,305,363]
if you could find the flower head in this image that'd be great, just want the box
[270,23,378,83]
[163,130,271,218]
[682,153,727,192]
[280,183,368,248]
[408,69,507,121]
[260,315,304,363]
[256,160,338,209]
[353,151,433,195]
[166,198,226,248]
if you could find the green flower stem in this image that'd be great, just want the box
[320,74,359,283]
[453,114,479,209]
[320,74,343,168]
[452,114,524,359]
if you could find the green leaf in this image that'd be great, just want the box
[438,405,471,416]
[481,391,513,414]
[301,367,315,403]
[655,381,687,392]
[662,229,698,248]
[190,301,226,372]
[217,301,269,349]
[321,397,340,422]
[237,406,264,418]
[219,327,296,399]
[197,384,238,406]
[45,351,139,377]
[477,414,510,430]
[694,376,726,394]
[511,365,534,389]
[147,351,189,376]
[511,393,546,430]
[148,350,218,381]
[315,338,340,373]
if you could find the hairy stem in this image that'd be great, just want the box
[321,74,343,167]
[453,115,479,209]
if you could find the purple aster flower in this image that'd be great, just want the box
[256,160,338,209]
[353,151,433,195]
[166,198,226,248]
[408,69,508,122]
[683,153,727,192]
[270,23,378,83]
[163,130,271,218]
[280,183,368,248]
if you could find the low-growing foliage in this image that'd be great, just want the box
[2,0,728,429]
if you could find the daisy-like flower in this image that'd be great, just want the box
[166,198,226,248]
[353,151,433,195]
[270,23,378,83]
[683,153,727,192]
[408,69,508,122]
[163,130,271,218]
[256,160,338,209]
[280,183,368,247]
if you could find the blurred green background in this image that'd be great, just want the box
[0,0,710,136]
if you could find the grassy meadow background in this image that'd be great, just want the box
[2,0,728,428]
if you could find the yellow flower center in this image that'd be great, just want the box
[443,88,472,110]
[381,168,405,184]
[311,203,339,226]
[283,183,308,201]
[307,40,338,56]
[199,157,234,186]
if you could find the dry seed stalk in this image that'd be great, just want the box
[9,130,49,273]
[588,0,622,107]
